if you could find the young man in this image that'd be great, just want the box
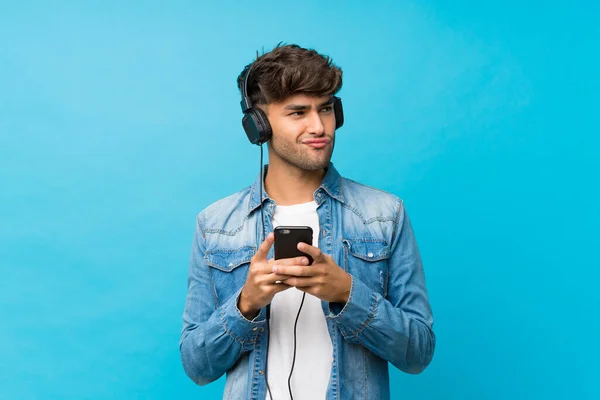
[180,44,435,400]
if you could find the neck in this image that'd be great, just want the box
[264,159,326,206]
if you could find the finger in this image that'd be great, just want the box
[297,243,325,262]
[284,277,316,288]
[257,258,279,275]
[273,256,310,267]
[254,232,274,261]
[263,272,294,284]
[272,264,316,277]
[272,282,292,294]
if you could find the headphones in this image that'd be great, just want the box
[240,62,344,145]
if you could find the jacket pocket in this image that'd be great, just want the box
[205,246,256,305]
[342,239,390,296]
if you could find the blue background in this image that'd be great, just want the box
[1,1,598,399]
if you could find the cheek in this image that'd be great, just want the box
[271,132,294,148]
[270,125,303,145]
[325,114,337,131]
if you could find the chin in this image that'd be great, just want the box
[277,149,332,171]
[301,159,331,171]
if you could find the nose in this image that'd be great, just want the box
[306,109,325,136]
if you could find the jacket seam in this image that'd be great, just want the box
[363,347,367,400]
[349,291,378,338]
[219,306,258,345]
[331,274,354,320]
[390,199,404,244]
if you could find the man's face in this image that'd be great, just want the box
[264,94,337,172]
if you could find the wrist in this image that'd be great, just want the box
[238,289,259,320]
[337,273,352,303]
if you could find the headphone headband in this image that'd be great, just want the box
[240,63,254,113]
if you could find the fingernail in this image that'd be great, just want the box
[302,258,308,265]
[272,266,278,273]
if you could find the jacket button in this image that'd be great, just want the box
[259,370,264,375]
[367,252,374,258]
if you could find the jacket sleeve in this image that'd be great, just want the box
[327,201,435,374]
[179,215,266,385]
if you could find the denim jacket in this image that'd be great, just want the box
[180,163,435,399]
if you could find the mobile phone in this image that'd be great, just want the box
[273,226,314,265]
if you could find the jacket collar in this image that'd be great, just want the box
[248,162,345,215]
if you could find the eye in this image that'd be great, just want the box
[289,111,304,116]
[320,106,333,113]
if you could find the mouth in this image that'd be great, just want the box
[302,139,331,149]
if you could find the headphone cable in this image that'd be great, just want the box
[259,144,275,400]
[287,292,306,400]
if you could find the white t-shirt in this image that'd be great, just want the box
[266,201,332,400]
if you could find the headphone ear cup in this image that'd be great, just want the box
[242,108,272,145]
[252,108,272,144]
[242,113,261,145]
[333,96,344,129]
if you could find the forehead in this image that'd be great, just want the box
[271,93,333,108]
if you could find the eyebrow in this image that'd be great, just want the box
[284,98,334,111]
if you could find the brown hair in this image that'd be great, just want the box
[237,43,343,105]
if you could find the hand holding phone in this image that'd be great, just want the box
[237,232,294,320]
